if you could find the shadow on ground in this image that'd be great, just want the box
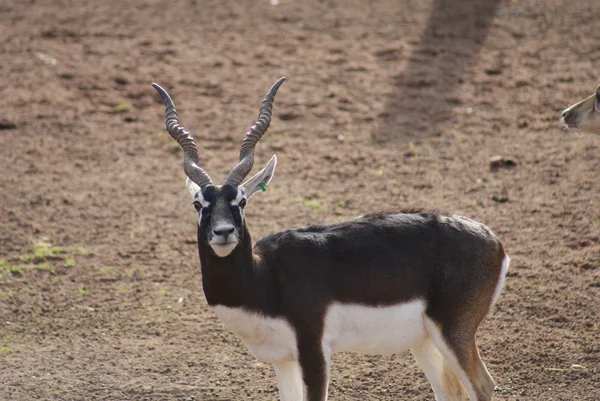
[374,0,500,143]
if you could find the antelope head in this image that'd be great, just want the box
[561,84,600,135]
[152,78,285,257]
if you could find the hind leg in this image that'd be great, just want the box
[468,341,496,401]
[424,317,495,401]
[411,336,467,401]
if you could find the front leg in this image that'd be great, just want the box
[273,360,304,401]
[297,339,331,401]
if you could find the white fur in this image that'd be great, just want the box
[241,154,277,199]
[322,300,427,355]
[195,190,209,207]
[423,317,478,400]
[212,305,298,363]
[214,301,427,400]
[411,336,454,399]
[490,255,510,310]
[187,180,210,226]
[186,177,201,199]
[209,241,237,257]
[231,188,245,205]
[214,300,428,365]
[273,361,304,401]
[213,298,509,400]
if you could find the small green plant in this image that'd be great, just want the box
[98,266,115,275]
[63,256,76,268]
[3,240,92,279]
[114,102,131,113]
[72,247,93,256]
[371,168,384,177]
[75,287,88,295]
[0,333,18,356]
[33,243,64,261]
[1,265,24,277]
[33,263,54,272]
[302,197,326,212]
[4,333,17,342]
[18,255,32,263]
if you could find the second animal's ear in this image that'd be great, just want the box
[241,155,277,199]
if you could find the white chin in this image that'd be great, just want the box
[210,243,237,257]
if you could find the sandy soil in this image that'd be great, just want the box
[1,0,598,400]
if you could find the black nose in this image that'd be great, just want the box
[213,227,235,237]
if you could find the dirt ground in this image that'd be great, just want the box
[1,0,598,400]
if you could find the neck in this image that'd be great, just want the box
[198,226,266,311]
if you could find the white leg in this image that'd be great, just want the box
[322,347,332,401]
[411,337,467,401]
[273,360,304,401]
[424,317,478,401]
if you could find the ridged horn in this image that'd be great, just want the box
[225,77,286,186]
[152,83,214,189]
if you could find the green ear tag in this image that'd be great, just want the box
[258,183,267,192]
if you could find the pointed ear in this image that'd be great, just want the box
[186,177,201,200]
[241,155,277,199]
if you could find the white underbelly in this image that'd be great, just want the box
[213,299,427,364]
[322,299,427,355]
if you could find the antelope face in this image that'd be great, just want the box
[562,85,600,135]
[191,184,246,257]
[186,155,277,258]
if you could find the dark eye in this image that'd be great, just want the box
[238,198,247,209]
[193,201,202,211]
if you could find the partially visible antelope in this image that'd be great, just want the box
[562,84,600,134]
[152,77,509,401]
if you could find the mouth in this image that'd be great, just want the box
[210,240,237,247]
[209,241,238,257]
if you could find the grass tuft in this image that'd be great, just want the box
[114,102,131,113]
[64,256,76,268]
[2,240,94,280]
[302,197,327,212]
[1,265,24,277]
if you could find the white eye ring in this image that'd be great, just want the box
[193,201,202,211]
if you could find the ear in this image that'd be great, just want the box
[186,177,201,200]
[241,155,277,199]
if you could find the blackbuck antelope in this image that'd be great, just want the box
[562,84,600,134]
[152,77,509,401]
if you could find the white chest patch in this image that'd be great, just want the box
[322,299,427,355]
[212,305,298,364]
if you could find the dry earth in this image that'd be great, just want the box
[0,0,598,400]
